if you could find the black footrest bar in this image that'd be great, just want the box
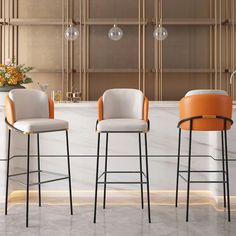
[98,181,147,185]
[98,170,146,180]
[179,170,224,173]
[179,173,227,184]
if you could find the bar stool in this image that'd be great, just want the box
[93,88,151,223]
[5,89,73,227]
[175,89,233,222]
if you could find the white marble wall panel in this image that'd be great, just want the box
[1,101,236,202]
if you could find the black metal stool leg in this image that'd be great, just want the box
[94,133,101,223]
[144,133,151,223]
[186,121,193,222]
[5,129,11,216]
[221,131,226,208]
[224,127,231,222]
[175,128,182,207]
[103,133,109,209]
[138,133,144,209]
[26,134,30,227]
[37,134,41,207]
[66,130,73,215]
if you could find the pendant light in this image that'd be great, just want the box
[108,24,123,41]
[65,25,79,41]
[153,24,168,41]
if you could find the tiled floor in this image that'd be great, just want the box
[0,204,235,236]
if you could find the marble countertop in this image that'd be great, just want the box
[54,101,179,108]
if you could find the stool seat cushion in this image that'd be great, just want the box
[97,119,148,132]
[13,118,68,133]
[185,89,228,97]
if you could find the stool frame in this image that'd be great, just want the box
[5,119,73,227]
[93,121,151,223]
[175,115,233,222]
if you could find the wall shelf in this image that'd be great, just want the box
[8,18,78,26]
[86,18,147,25]
[157,69,215,73]
[87,68,140,73]
[154,18,218,26]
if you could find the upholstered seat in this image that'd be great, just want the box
[96,89,149,132]
[14,118,68,133]
[97,118,148,132]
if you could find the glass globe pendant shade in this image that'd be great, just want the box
[108,24,123,41]
[153,25,168,41]
[65,25,79,41]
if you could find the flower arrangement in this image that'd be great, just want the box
[0,58,33,87]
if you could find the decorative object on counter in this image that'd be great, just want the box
[108,24,123,41]
[94,89,151,223]
[153,24,168,41]
[0,58,33,92]
[65,25,79,41]
[176,89,233,222]
[37,82,48,92]
[66,90,81,102]
[53,90,62,102]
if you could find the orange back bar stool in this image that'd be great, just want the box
[5,89,73,227]
[93,89,151,223]
[175,89,233,222]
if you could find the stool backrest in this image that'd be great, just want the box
[102,89,144,119]
[8,89,51,122]
[179,90,232,131]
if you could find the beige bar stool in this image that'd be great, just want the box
[176,89,233,222]
[93,88,151,223]
[5,89,73,227]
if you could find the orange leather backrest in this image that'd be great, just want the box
[179,94,232,131]
[98,96,103,121]
[5,96,15,125]
[48,98,54,119]
[143,96,149,121]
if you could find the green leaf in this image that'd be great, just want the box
[23,77,33,84]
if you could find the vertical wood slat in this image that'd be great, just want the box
[79,0,82,96]
[210,0,213,89]
[232,0,235,99]
[82,0,86,100]
[219,0,222,89]
[3,0,5,62]
[214,0,218,88]
[138,0,141,90]
[154,0,158,100]
[142,0,146,94]
[160,0,163,100]
[62,0,65,98]
[70,0,73,93]
[0,0,2,63]
[86,0,89,100]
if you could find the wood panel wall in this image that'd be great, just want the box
[1,0,236,101]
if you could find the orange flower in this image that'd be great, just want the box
[7,66,17,74]
[0,75,5,86]
[8,76,18,85]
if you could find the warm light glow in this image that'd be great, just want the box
[7,190,236,211]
